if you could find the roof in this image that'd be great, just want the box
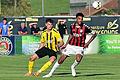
[81,0,118,16]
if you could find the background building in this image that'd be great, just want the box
[70,0,118,16]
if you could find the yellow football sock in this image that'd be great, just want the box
[38,61,52,73]
[28,61,34,74]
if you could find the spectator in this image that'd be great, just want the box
[29,23,41,35]
[56,19,68,39]
[18,22,28,35]
[0,18,11,36]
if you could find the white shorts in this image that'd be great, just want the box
[61,44,84,56]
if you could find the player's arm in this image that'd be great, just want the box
[58,37,64,47]
[62,25,73,47]
[39,42,45,49]
[84,26,97,48]
[58,39,64,48]
[55,31,64,47]
[84,32,96,48]
[65,34,72,45]
[39,32,45,49]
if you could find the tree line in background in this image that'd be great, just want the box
[0,0,120,16]
[1,0,34,16]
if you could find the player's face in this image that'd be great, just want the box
[76,16,83,24]
[46,22,53,30]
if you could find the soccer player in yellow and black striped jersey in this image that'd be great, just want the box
[24,18,64,77]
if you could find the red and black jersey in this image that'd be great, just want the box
[69,22,92,47]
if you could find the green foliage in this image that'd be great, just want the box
[105,9,116,15]
[1,0,69,16]
[1,0,34,16]
[29,0,69,16]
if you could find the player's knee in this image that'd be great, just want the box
[29,55,37,61]
[50,56,56,63]
[76,57,83,62]
[76,59,81,63]
[29,57,34,61]
[76,54,83,62]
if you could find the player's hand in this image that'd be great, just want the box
[60,44,67,49]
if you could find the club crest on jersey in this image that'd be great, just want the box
[73,33,82,37]
[0,37,13,55]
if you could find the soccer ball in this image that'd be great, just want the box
[92,1,102,9]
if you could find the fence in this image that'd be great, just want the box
[1,16,120,55]
[2,16,120,35]
[1,34,120,55]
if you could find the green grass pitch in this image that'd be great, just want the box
[0,54,120,80]
[29,0,69,15]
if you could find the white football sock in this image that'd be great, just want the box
[71,60,79,68]
[49,61,60,75]
[71,60,79,76]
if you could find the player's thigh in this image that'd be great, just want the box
[49,52,57,63]
[30,54,39,61]
[49,56,56,63]
[62,44,75,56]
[47,49,57,59]
[75,46,84,56]
[58,54,68,64]
[35,47,48,58]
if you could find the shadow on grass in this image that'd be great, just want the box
[54,72,81,75]
[82,73,114,76]
[53,72,114,77]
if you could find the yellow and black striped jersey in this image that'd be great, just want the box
[40,28,63,52]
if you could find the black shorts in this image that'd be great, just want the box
[35,47,57,58]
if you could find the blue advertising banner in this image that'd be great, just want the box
[4,16,120,35]
[0,36,15,55]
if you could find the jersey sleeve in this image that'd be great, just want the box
[40,32,45,43]
[56,32,62,42]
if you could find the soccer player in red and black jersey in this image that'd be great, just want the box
[43,13,97,78]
